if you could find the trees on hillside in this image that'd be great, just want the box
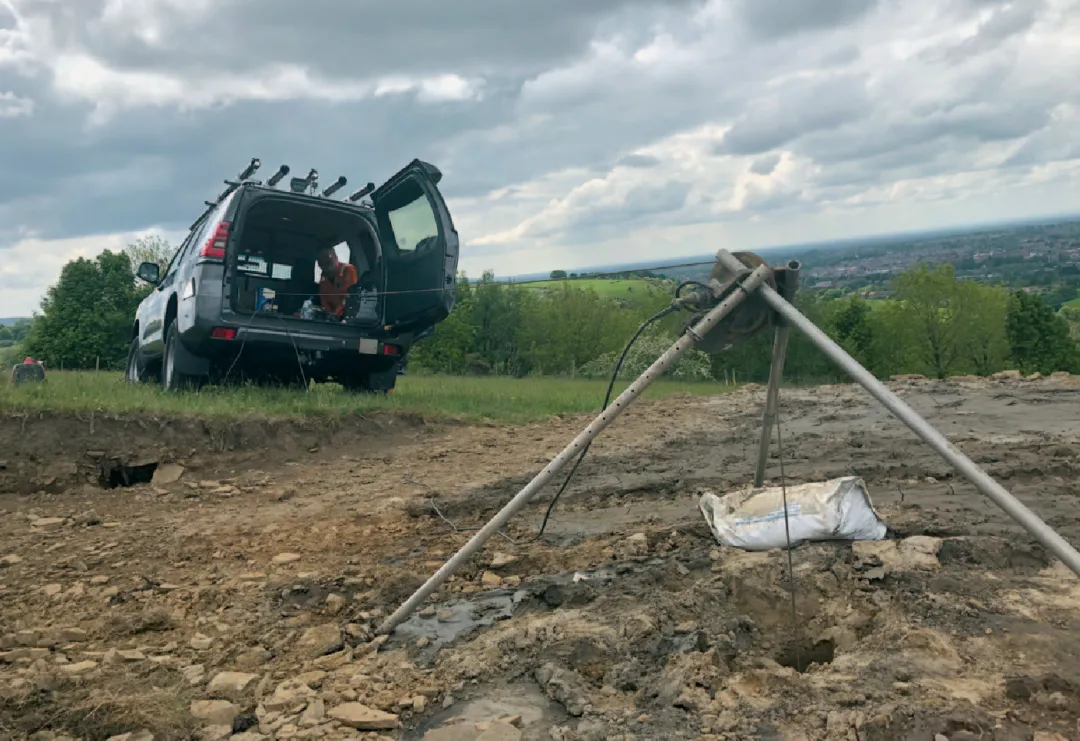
[1007,291,1079,375]
[23,251,148,370]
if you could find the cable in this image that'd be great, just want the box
[776,406,802,672]
[231,259,718,300]
[528,304,680,542]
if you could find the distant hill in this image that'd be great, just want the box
[0,317,31,326]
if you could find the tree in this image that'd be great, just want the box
[960,282,1010,376]
[126,235,177,280]
[23,251,145,370]
[549,270,568,280]
[1006,291,1079,375]
[892,263,969,379]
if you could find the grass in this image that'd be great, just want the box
[0,370,731,424]
[517,278,668,300]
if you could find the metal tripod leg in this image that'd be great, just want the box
[753,325,790,488]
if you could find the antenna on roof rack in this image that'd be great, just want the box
[267,165,290,188]
[189,157,262,231]
[347,182,376,202]
[321,176,347,198]
[290,169,318,194]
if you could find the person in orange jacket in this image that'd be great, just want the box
[315,246,358,318]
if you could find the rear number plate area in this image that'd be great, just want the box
[358,338,379,355]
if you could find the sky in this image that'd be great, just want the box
[1,0,1079,316]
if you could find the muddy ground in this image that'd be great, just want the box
[2,373,1080,741]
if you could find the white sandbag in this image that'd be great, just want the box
[698,476,887,551]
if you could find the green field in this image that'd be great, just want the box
[0,371,729,424]
[517,278,669,300]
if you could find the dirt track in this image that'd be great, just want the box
[2,374,1080,741]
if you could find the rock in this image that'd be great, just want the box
[312,648,352,669]
[325,593,347,614]
[105,732,154,741]
[272,553,302,566]
[207,671,259,701]
[412,695,427,713]
[0,554,22,567]
[32,517,65,530]
[59,628,88,642]
[481,572,502,588]
[190,700,240,726]
[118,649,146,662]
[190,633,213,651]
[490,552,518,569]
[152,463,185,486]
[43,584,62,596]
[622,533,649,557]
[200,726,232,741]
[992,370,1022,380]
[230,733,268,741]
[535,663,590,717]
[299,697,326,726]
[60,660,98,675]
[328,703,400,730]
[437,609,454,622]
[1032,733,1069,741]
[264,679,317,712]
[235,646,271,669]
[181,664,206,685]
[297,623,343,658]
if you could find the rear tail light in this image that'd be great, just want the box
[210,327,237,340]
[382,344,401,356]
[199,221,231,260]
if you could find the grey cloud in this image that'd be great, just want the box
[27,0,701,80]
[938,2,1041,62]
[733,0,880,38]
[616,154,662,169]
[749,154,782,176]
[715,74,872,156]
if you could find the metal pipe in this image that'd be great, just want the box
[754,325,790,487]
[376,262,774,635]
[753,260,800,488]
[713,251,1080,578]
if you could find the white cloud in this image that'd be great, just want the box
[0,226,184,316]
[0,90,32,117]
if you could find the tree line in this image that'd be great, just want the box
[7,237,1078,384]
[411,263,1080,383]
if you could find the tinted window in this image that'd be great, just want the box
[387,190,438,252]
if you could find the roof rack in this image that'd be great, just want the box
[189,158,261,231]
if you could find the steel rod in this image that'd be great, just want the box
[713,251,1080,578]
[376,262,773,635]
[754,325,790,488]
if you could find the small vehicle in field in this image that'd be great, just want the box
[125,159,458,392]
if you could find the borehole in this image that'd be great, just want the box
[775,638,835,673]
[97,459,158,489]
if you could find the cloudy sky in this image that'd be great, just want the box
[1,0,1078,316]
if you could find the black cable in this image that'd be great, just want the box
[529,304,680,542]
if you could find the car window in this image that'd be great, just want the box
[387,194,439,252]
[314,243,351,282]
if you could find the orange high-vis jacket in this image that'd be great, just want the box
[318,263,358,317]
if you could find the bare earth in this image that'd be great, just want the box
[2,374,1080,741]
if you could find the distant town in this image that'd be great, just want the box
[790,217,1080,308]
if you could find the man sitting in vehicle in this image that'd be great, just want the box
[315,246,358,318]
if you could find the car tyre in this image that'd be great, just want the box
[125,338,149,384]
[162,319,204,392]
[340,367,397,395]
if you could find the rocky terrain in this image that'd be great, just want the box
[2,372,1080,741]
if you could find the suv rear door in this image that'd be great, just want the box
[372,159,459,332]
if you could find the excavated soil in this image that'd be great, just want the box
[2,374,1080,741]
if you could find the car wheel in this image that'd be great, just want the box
[161,319,203,392]
[125,338,146,383]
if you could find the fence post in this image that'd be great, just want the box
[96,357,100,372]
